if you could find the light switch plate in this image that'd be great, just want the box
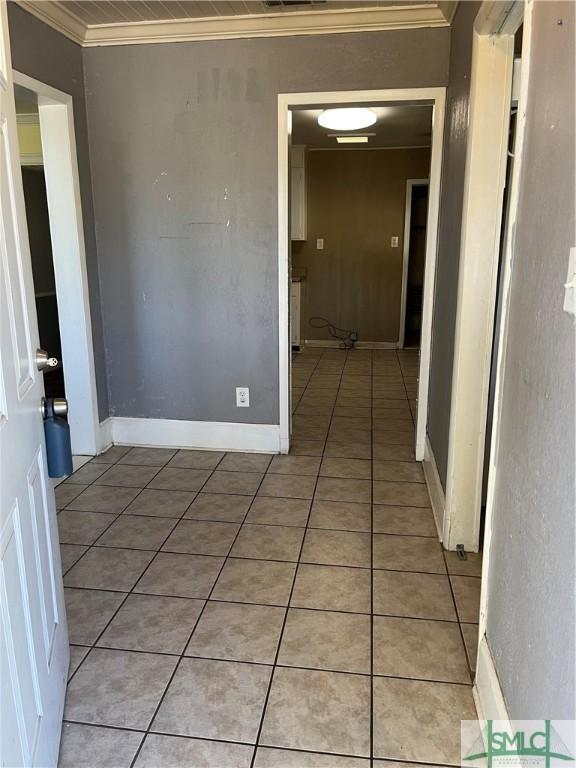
[391,236,399,248]
[316,238,324,250]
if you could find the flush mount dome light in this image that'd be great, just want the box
[318,107,377,131]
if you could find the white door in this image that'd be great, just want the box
[0,2,69,766]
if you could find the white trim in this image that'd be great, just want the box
[278,88,445,460]
[443,21,515,552]
[16,113,39,126]
[399,178,429,349]
[14,71,101,457]
[422,435,445,539]
[110,418,281,454]
[98,417,113,455]
[17,1,452,47]
[304,340,398,350]
[478,0,533,643]
[474,635,511,722]
[19,152,43,166]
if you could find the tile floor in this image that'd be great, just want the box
[56,348,482,768]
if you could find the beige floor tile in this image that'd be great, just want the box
[333,406,372,419]
[315,477,371,504]
[161,519,240,556]
[373,505,436,537]
[289,439,325,456]
[373,570,457,621]
[254,747,369,767]
[118,447,176,466]
[55,483,88,509]
[246,497,310,527]
[134,552,224,598]
[64,547,154,591]
[373,460,424,483]
[166,449,225,470]
[97,594,204,653]
[279,608,370,674]
[450,575,481,623]
[219,452,274,472]
[231,524,305,561]
[372,676,476,764]
[65,588,125,645]
[373,534,446,573]
[152,657,271,743]
[60,544,88,573]
[96,515,177,550]
[373,432,414,448]
[461,623,479,672]
[202,470,263,495]
[134,734,253,768]
[308,499,371,533]
[184,492,252,522]
[260,667,370,757]
[373,444,416,462]
[373,481,430,507]
[445,550,483,577]
[64,648,176,729]
[57,510,117,545]
[320,458,372,480]
[66,485,140,513]
[212,558,296,605]
[302,529,371,568]
[94,464,161,488]
[291,564,371,614]
[147,467,212,492]
[58,723,143,768]
[186,601,285,663]
[258,474,317,500]
[123,489,196,518]
[373,615,470,683]
[64,463,109,486]
[324,441,372,460]
[91,445,131,464]
[268,455,321,476]
[68,645,90,680]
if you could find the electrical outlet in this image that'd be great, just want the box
[236,387,250,407]
[391,236,399,248]
[316,238,324,250]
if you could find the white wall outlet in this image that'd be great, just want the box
[316,238,324,250]
[391,236,399,248]
[236,387,250,407]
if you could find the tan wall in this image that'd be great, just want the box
[293,147,431,344]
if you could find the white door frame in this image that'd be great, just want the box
[442,1,524,552]
[14,70,100,457]
[278,88,446,456]
[399,178,429,349]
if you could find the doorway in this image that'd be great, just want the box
[400,180,429,349]
[278,88,446,457]
[13,72,100,458]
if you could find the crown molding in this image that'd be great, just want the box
[17,2,455,47]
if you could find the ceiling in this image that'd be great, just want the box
[292,104,433,149]
[17,0,457,46]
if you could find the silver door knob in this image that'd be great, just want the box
[36,348,58,372]
[41,397,68,418]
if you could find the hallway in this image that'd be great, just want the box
[56,349,481,768]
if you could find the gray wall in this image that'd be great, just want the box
[426,1,480,486]
[486,1,575,718]
[293,148,431,344]
[7,4,109,420]
[83,29,449,423]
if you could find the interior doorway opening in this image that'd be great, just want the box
[401,180,429,349]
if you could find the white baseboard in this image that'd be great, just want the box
[474,634,511,722]
[423,435,445,540]
[97,417,113,454]
[304,339,398,350]
[108,417,281,453]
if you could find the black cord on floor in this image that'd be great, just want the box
[309,316,358,350]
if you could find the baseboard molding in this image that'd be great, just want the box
[474,634,511,722]
[109,417,281,453]
[97,417,113,454]
[423,435,446,540]
[304,339,398,350]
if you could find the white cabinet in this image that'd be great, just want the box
[291,280,301,350]
[290,145,307,241]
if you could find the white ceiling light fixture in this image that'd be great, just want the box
[336,136,369,144]
[318,107,377,131]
